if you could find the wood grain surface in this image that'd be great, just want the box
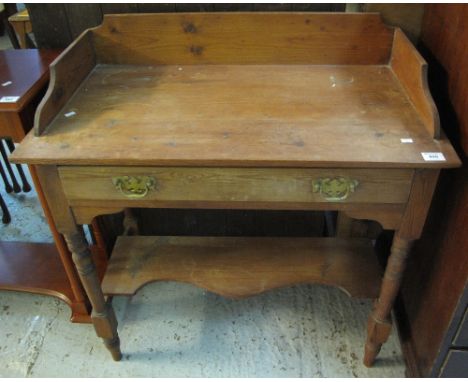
[93,12,394,65]
[102,236,382,298]
[390,29,440,138]
[58,166,413,205]
[34,30,95,136]
[12,64,459,167]
[26,4,346,49]
[398,169,440,240]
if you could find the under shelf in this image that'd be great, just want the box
[102,236,382,299]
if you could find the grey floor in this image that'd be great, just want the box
[0,284,406,378]
[0,36,406,375]
[0,34,13,50]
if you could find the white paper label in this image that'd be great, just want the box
[64,111,76,118]
[421,152,446,161]
[400,138,413,143]
[0,96,19,102]
[2,81,12,87]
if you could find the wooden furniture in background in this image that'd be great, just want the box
[0,50,56,141]
[8,9,32,49]
[12,13,460,364]
[0,3,21,49]
[0,49,100,323]
[394,4,468,377]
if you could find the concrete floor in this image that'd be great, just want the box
[0,285,406,377]
[0,67,406,378]
[0,32,13,50]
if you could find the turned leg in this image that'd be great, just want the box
[64,230,122,361]
[123,208,139,236]
[364,235,413,367]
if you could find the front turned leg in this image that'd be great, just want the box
[364,235,413,367]
[64,230,122,361]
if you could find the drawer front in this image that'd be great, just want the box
[58,166,413,206]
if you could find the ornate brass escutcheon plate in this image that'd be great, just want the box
[112,176,156,199]
[312,177,359,201]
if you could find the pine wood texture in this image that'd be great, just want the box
[390,29,440,138]
[12,13,460,167]
[64,230,121,361]
[58,166,413,206]
[14,64,459,168]
[34,30,95,136]
[34,165,78,233]
[26,4,346,50]
[363,168,441,366]
[398,169,440,240]
[102,236,382,299]
[365,235,413,366]
[92,13,393,65]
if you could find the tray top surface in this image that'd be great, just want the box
[14,64,459,167]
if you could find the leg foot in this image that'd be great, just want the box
[363,313,392,367]
[104,337,122,361]
[65,231,122,360]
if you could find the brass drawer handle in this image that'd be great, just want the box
[312,177,359,201]
[112,176,156,199]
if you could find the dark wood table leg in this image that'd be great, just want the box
[0,155,13,193]
[0,139,20,193]
[64,230,122,361]
[5,138,31,192]
[0,191,10,223]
